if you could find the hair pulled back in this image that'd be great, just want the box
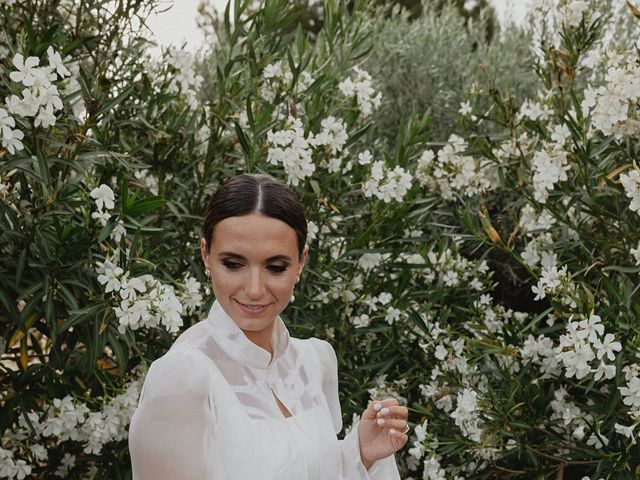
[202,174,307,258]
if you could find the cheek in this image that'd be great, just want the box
[210,268,241,290]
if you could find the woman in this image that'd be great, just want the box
[128,174,408,479]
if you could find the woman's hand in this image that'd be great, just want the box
[357,398,409,469]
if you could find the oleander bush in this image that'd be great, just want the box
[1,0,640,479]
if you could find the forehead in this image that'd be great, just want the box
[211,213,298,255]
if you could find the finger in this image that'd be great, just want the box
[388,429,409,446]
[363,398,400,420]
[374,417,408,432]
[375,405,408,420]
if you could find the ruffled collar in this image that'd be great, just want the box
[205,300,290,369]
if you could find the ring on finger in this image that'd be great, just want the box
[402,424,410,434]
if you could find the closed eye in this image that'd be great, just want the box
[222,260,243,270]
[267,264,288,274]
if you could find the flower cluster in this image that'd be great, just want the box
[266,115,349,186]
[531,252,577,307]
[165,47,203,109]
[619,167,640,216]
[530,124,572,203]
[450,388,482,442]
[362,161,412,203]
[0,448,31,480]
[416,135,495,201]
[423,247,489,290]
[338,66,382,117]
[2,48,70,154]
[582,61,640,138]
[95,258,201,333]
[557,314,621,381]
[520,333,562,378]
[89,184,119,233]
[549,387,594,445]
[261,61,314,103]
[2,378,141,478]
[266,116,315,186]
[358,251,392,272]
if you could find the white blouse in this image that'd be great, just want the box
[129,300,400,480]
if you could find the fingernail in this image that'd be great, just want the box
[373,403,382,411]
[389,428,397,435]
[377,418,385,426]
[381,407,390,415]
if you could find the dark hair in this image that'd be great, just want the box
[202,174,307,258]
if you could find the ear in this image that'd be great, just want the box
[200,237,209,266]
[298,245,309,277]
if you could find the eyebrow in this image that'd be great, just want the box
[217,252,293,262]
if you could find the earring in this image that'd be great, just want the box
[205,268,210,278]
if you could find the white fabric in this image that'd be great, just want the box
[129,300,400,480]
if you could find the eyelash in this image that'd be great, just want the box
[221,260,288,274]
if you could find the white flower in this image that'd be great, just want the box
[0,107,15,129]
[34,104,56,128]
[181,275,203,315]
[631,242,640,266]
[10,53,40,86]
[576,314,604,344]
[266,117,314,186]
[620,169,640,214]
[351,313,371,328]
[91,210,111,227]
[7,89,40,117]
[119,276,147,300]
[55,453,76,477]
[307,221,319,242]
[614,423,637,444]
[90,184,115,211]
[458,100,477,120]
[2,125,24,154]
[586,432,608,450]
[385,307,401,325]
[47,46,71,78]
[620,368,640,407]
[363,162,413,203]
[29,444,48,462]
[338,66,381,117]
[39,84,64,111]
[358,150,372,165]
[263,61,282,80]
[592,333,622,361]
[358,252,386,271]
[593,361,616,381]
[96,260,124,293]
[434,344,447,360]
[559,341,594,379]
[561,0,589,27]
[310,116,348,155]
[377,292,392,305]
[531,148,570,203]
[110,219,127,242]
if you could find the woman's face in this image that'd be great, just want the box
[200,213,306,340]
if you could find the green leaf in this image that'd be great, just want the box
[96,83,136,117]
[125,196,165,217]
[58,303,105,332]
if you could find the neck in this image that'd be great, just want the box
[242,326,274,357]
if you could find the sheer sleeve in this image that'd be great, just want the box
[128,348,224,480]
[308,338,401,480]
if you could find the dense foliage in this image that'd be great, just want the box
[1,0,640,479]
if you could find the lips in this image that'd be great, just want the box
[234,299,270,315]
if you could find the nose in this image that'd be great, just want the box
[245,268,266,300]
